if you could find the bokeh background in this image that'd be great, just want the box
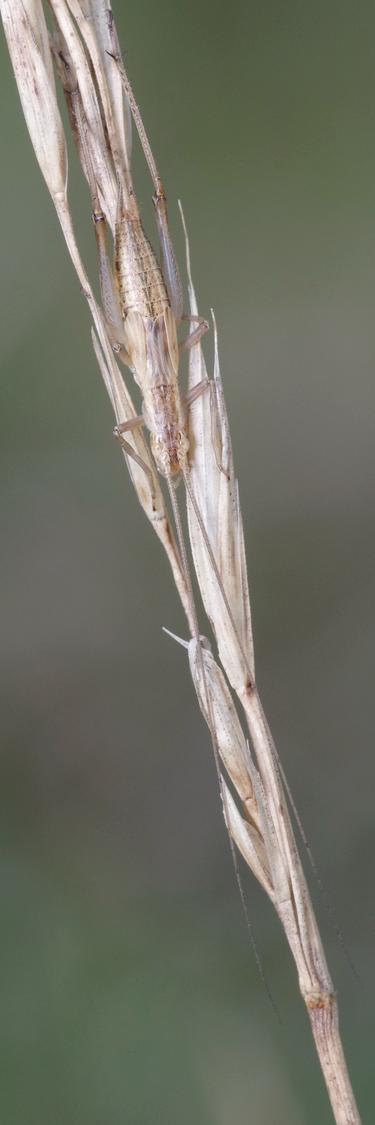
[0,2,374,1122]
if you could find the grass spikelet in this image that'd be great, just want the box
[0,3,361,1121]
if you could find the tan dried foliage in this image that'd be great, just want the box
[1,3,361,1122]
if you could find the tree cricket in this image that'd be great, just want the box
[1,3,362,1116]
[55,12,272,985]
[91,19,352,996]
[98,22,269,981]
[96,22,252,669]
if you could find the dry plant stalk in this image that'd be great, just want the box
[1,2,361,1122]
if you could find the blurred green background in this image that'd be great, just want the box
[0,2,373,1122]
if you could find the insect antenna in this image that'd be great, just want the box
[165,475,278,1016]
[272,746,360,980]
[182,462,357,978]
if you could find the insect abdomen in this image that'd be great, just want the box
[115,217,169,320]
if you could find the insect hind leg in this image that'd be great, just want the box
[106,18,184,319]
[179,314,209,353]
[114,417,157,503]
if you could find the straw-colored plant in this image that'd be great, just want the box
[1,2,361,1122]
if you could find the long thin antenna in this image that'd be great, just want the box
[106,10,162,195]
[184,469,357,978]
[273,748,360,980]
[165,476,278,1016]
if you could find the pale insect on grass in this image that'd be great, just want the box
[0,2,362,1122]
[101,24,271,1000]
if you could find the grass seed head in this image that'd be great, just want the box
[1,0,67,202]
